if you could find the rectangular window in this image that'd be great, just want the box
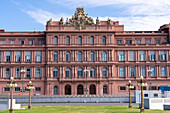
[146,40,151,44]
[151,86,157,90]
[15,67,20,78]
[39,40,43,45]
[25,51,31,62]
[102,37,106,45]
[126,40,132,44]
[140,67,146,77]
[154,93,158,97]
[35,87,41,91]
[54,52,58,62]
[1,41,5,45]
[65,70,70,77]
[35,67,41,78]
[119,51,125,61]
[53,68,58,78]
[78,37,82,45]
[20,40,24,45]
[117,40,122,44]
[143,87,147,90]
[150,67,156,77]
[11,41,14,45]
[5,68,10,78]
[29,40,34,45]
[4,87,10,91]
[130,67,135,77]
[90,37,94,45]
[78,53,82,62]
[160,51,166,61]
[15,87,20,91]
[25,68,31,78]
[156,39,160,44]
[119,67,125,77]
[150,51,156,61]
[144,94,148,97]
[140,51,146,61]
[36,51,41,62]
[15,51,21,62]
[120,86,126,90]
[5,51,11,62]
[129,51,135,61]
[161,66,166,77]
[137,40,141,44]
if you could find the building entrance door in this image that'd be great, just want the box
[65,84,71,95]
[77,85,84,95]
[90,84,96,94]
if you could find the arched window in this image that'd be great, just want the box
[66,51,70,62]
[66,36,70,45]
[90,51,95,62]
[65,84,71,95]
[102,36,106,45]
[78,68,83,78]
[102,51,107,61]
[77,85,84,95]
[89,84,96,94]
[90,67,95,77]
[54,36,58,45]
[54,86,58,95]
[65,68,71,77]
[53,68,58,78]
[54,52,58,62]
[78,51,82,62]
[103,86,107,94]
[78,36,82,45]
[90,36,94,45]
[102,67,108,77]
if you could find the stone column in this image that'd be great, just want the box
[126,66,128,78]
[167,66,169,77]
[1,51,4,63]
[11,51,14,62]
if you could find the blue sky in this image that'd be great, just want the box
[0,0,170,31]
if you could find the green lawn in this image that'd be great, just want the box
[0,106,170,113]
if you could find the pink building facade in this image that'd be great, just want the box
[0,7,170,95]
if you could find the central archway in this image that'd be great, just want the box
[65,84,71,95]
[90,84,96,95]
[77,85,84,95]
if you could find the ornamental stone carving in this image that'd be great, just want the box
[47,18,52,25]
[108,18,112,25]
[96,17,100,25]
[59,17,64,25]
[67,7,94,30]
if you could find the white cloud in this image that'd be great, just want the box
[19,0,170,31]
[98,16,170,31]
[49,0,170,16]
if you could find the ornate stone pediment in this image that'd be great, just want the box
[66,7,94,30]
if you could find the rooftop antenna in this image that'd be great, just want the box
[34,28,35,32]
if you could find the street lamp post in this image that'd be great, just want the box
[83,69,90,96]
[26,81,34,109]
[137,76,147,112]
[20,70,25,95]
[6,77,17,113]
[126,80,134,108]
